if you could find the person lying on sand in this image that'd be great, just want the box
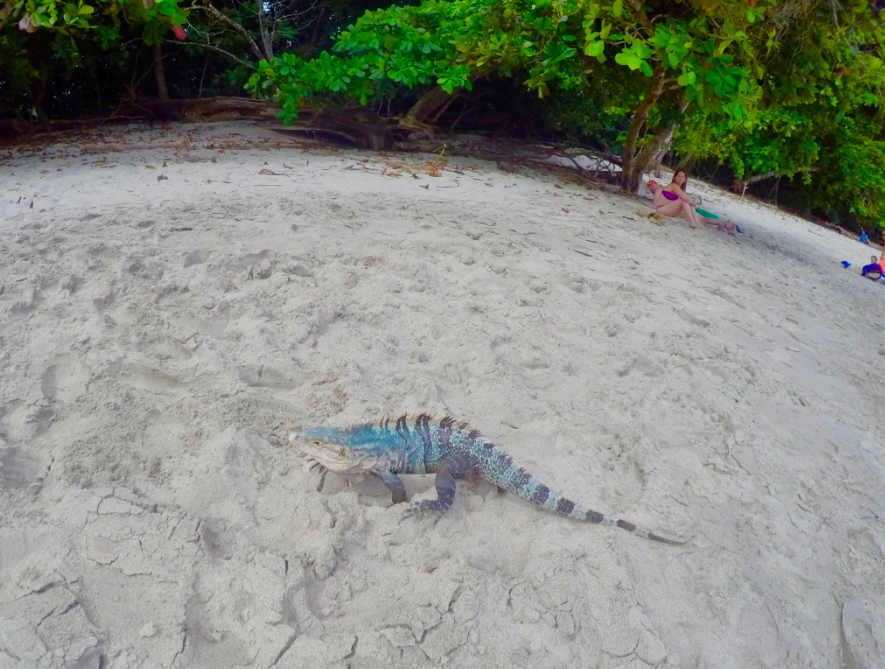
[647,173,740,234]
[841,252,885,281]
[861,254,884,279]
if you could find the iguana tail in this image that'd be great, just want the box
[477,442,684,545]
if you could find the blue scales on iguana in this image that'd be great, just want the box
[289,413,683,544]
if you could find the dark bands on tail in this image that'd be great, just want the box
[577,501,684,545]
[475,442,682,544]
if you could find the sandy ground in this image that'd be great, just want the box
[1,123,884,669]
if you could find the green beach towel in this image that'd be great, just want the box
[696,208,718,219]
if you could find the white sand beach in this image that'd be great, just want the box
[1,123,884,669]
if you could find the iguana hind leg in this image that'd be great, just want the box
[403,455,474,519]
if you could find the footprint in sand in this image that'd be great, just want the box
[0,447,42,489]
[92,288,116,312]
[184,250,211,267]
[236,365,296,389]
[842,597,885,669]
[616,356,663,379]
[116,361,191,394]
[41,355,88,405]
[239,250,277,268]
[88,244,120,264]
[9,285,43,316]
[675,308,710,328]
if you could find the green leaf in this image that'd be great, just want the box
[612,0,622,18]
[156,0,176,16]
[585,41,604,57]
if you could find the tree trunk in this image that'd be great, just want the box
[622,129,671,193]
[306,5,327,55]
[401,66,495,135]
[620,67,665,192]
[404,85,457,128]
[30,78,49,131]
[153,43,170,101]
[258,0,273,59]
[626,96,688,190]
[653,136,672,177]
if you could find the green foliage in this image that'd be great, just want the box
[248,0,480,121]
[9,0,187,40]
[676,107,821,182]
[248,0,766,123]
[1,0,189,103]
[673,0,885,229]
[543,85,629,149]
[813,121,885,229]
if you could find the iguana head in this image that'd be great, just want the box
[289,426,380,475]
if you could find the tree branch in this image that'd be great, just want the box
[735,166,820,196]
[625,0,655,34]
[0,0,17,33]
[167,40,257,70]
[193,1,266,61]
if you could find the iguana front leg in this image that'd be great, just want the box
[403,455,474,518]
[373,470,407,505]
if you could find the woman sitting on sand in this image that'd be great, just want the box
[648,171,739,234]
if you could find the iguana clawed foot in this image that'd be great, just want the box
[402,499,449,526]
[402,499,445,519]
[309,461,328,492]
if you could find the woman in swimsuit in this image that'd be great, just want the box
[650,170,738,234]
[651,170,705,228]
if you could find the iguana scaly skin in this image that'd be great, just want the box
[290,414,683,544]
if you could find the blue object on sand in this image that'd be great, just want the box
[736,225,744,233]
[841,261,851,268]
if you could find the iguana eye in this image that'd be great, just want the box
[311,440,323,446]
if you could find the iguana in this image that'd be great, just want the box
[290,413,683,544]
